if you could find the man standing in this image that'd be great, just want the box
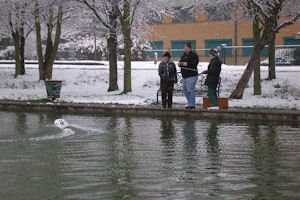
[159,52,177,108]
[202,49,222,110]
[178,42,199,109]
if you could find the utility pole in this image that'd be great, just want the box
[92,0,97,60]
[234,0,238,65]
[93,22,97,60]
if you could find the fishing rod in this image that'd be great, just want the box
[178,66,198,72]
[178,66,205,75]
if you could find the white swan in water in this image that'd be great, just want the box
[54,119,69,129]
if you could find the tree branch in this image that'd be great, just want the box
[130,0,141,25]
[78,0,110,29]
[275,14,300,32]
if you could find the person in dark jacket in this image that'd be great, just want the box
[159,52,177,108]
[202,49,222,110]
[178,42,199,109]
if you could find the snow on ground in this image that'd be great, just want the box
[0,61,299,109]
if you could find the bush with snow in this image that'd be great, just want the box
[0,46,15,60]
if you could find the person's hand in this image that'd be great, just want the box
[182,62,188,66]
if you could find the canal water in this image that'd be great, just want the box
[0,111,299,200]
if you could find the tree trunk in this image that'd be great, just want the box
[34,3,63,80]
[44,6,63,80]
[268,34,276,80]
[44,25,54,79]
[20,26,25,75]
[107,35,119,91]
[46,7,62,80]
[107,11,119,92]
[121,0,132,94]
[45,25,53,64]
[230,29,271,99]
[13,30,21,78]
[253,16,261,95]
[123,32,132,94]
[35,2,45,80]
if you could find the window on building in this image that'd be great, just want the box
[205,39,232,56]
[145,41,163,57]
[171,40,196,57]
[206,4,232,21]
[283,37,300,45]
[147,12,162,24]
[172,6,195,23]
[242,38,268,57]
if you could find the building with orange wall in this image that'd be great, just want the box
[145,5,300,64]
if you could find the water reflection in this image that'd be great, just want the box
[15,112,27,135]
[181,120,199,188]
[105,117,137,200]
[183,120,197,155]
[0,111,300,199]
[0,112,64,199]
[160,118,176,152]
[205,122,221,198]
[206,122,221,155]
[248,124,284,199]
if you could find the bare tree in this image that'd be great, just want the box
[0,0,33,78]
[230,0,300,99]
[77,0,120,92]
[116,0,168,94]
[34,0,66,80]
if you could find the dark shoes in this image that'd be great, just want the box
[185,106,195,109]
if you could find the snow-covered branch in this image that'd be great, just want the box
[275,14,300,32]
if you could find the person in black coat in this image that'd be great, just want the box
[178,42,199,109]
[202,49,222,110]
[159,52,177,108]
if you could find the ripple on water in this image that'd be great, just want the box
[0,112,299,200]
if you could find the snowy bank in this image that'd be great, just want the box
[0,61,299,109]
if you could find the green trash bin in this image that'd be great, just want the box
[45,80,62,100]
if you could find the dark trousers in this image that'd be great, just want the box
[160,81,174,108]
[207,87,218,107]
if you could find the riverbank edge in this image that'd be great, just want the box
[0,100,299,123]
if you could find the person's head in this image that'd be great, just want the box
[163,52,171,61]
[184,42,192,53]
[208,48,218,59]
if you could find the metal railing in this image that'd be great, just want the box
[145,44,300,66]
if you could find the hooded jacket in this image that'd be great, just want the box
[203,56,222,88]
